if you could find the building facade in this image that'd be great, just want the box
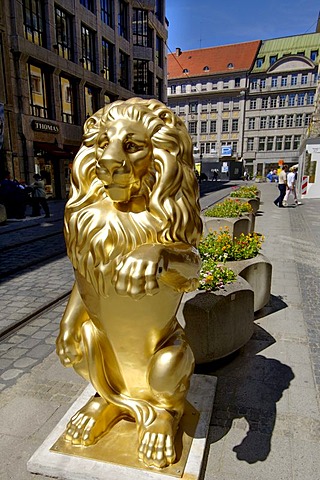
[0,0,167,198]
[167,31,320,179]
[167,41,261,180]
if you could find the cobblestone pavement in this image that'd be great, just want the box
[0,182,319,479]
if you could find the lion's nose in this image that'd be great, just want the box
[98,142,128,174]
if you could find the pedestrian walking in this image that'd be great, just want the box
[274,165,288,208]
[283,167,301,206]
[30,174,50,218]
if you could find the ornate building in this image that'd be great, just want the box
[0,0,167,198]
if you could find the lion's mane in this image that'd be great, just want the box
[65,98,202,294]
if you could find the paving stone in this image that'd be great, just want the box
[1,368,23,381]
[13,357,38,369]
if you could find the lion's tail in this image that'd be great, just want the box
[82,321,156,427]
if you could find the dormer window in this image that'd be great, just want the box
[183,68,189,73]
[227,63,234,69]
[203,65,209,71]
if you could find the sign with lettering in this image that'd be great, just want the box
[31,120,59,134]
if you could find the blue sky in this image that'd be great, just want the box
[166,0,320,52]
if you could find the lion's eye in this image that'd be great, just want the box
[125,142,139,153]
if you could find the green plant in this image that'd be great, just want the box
[230,186,258,198]
[204,198,253,218]
[198,229,264,262]
[199,257,237,291]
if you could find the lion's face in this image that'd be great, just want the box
[95,119,153,204]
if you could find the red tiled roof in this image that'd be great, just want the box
[167,40,261,79]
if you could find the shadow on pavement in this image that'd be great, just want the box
[254,294,288,321]
[196,324,294,466]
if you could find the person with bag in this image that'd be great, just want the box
[30,174,50,218]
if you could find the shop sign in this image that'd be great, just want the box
[221,146,232,157]
[31,120,59,134]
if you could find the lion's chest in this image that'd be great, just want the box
[75,271,182,358]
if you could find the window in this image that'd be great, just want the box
[260,117,267,128]
[222,120,229,132]
[119,50,129,89]
[270,97,277,108]
[81,25,95,72]
[23,0,45,46]
[118,0,128,39]
[203,66,209,72]
[256,57,264,68]
[301,73,308,85]
[133,9,147,46]
[271,76,277,87]
[288,94,295,106]
[55,7,73,60]
[269,116,276,128]
[28,63,49,118]
[60,76,76,124]
[297,93,305,106]
[247,138,254,151]
[307,92,314,105]
[281,76,287,87]
[200,121,207,133]
[171,85,176,94]
[102,39,114,82]
[188,122,197,134]
[223,80,229,88]
[223,99,229,110]
[232,119,238,131]
[101,0,113,26]
[277,115,285,128]
[80,0,94,12]
[201,103,208,112]
[155,0,164,23]
[258,137,265,151]
[249,99,256,109]
[295,114,303,127]
[261,97,268,109]
[183,68,189,74]
[275,136,283,150]
[191,83,197,92]
[291,74,298,86]
[211,81,217,89]
[235,77,241,87]
[156,36,163,67]
[232,142,237,153]
[279,95,286,107]
[260,78,266,89]
[250,79,258,90]
[305,113,311,126]
[189,102,197,113]
[181,84,186,93]
[293,135,301,150]
[284,135,292,150]
[210,120,216,133]
[233,99,239,110]
[310,50,318,61]
[248,118,255,130]
[270,55,278,65]
[286,114,294,127]
[84,85,97,118]
[266,137,274,151]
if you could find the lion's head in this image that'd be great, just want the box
[65,98,202,291]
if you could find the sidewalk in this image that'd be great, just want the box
[0,182,319,480]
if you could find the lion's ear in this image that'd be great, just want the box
[82,110,104,147]
[158,110,175,127]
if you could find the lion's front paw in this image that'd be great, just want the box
[56,331,82,367]
[138,431,176,469]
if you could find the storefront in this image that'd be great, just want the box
[33,141,77,199]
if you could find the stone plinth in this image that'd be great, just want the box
[27,375,217,480]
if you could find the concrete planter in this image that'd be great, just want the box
[228,196,260,214]
[177,276,254,364]
[0,204,7,224]
[201,215,250,238]
[243,211,256,232]
[223,253,272,312]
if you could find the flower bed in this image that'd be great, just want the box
[204,198,253,218]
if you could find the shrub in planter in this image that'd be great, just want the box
[204,198,253,218]
[199,229,271,312]
[229,186,260,214]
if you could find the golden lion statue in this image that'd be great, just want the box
[56,98,202,469]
